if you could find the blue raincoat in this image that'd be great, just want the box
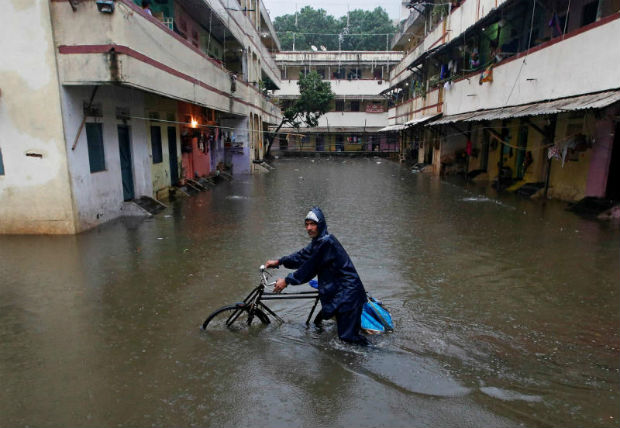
[278,207,368,343]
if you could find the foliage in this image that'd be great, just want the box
[275,7,341,51]
[265,71,334,156]
[274,6,397,51]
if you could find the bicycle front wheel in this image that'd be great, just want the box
[202,304,270,331]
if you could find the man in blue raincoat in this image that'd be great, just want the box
[265,207,369,345]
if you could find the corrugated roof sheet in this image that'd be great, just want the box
[379,124,407,132]
[428,89,620,125]
[404,113,442,126]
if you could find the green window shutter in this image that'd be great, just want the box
[86,123,106,173]
[151,126,163,164]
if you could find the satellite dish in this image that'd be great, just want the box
[320,45,327,51]
[310,45,318,51]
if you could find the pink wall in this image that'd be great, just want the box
[181,136,211,179]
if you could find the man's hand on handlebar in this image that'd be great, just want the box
[273,278,287,293]
[265,260,280,269]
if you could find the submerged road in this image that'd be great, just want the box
[1,158,618,427]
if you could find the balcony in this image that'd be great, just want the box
[51,0,281,122]
[443,14,620,115]
[388,87,443,125]
[315,112,389,131]
[276,79,390,98]
[390,0,510,86]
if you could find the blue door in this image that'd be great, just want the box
[117,125,135,201]
[167,127,179,185]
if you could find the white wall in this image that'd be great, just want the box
[0,0,76,234]
[444,18,620,115]
[50,0,281,126]
[59,86,152,232]
[317,112,388,129]
[276,79,390,97]
[276,51,404,64]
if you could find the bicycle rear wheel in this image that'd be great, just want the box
[202,304,270,331]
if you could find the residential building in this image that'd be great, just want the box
[1,0,282,234]
[385,0,620,201]
[272,51,403,153]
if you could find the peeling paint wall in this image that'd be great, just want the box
[59,85,152,231]
[0,0,76,234]
[547,114,595,201]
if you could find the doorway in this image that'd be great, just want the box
[316,135,325,151]
[606,123,620,200]
[117,125,135,201]
[167,126,179,185]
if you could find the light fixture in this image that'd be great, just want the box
[191,118,198,128]
[96,0,114,13]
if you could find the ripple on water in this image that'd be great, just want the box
[480,386,543,402]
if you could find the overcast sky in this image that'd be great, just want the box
[262,0,404,22]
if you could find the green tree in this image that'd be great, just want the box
[274,6,396,51]
[274,7,340,51]
[338,8,396,51]
[265,71,334,157]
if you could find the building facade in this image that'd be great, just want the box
[1,0,282,234]
[384,0,620,201]
[272,51,403,153]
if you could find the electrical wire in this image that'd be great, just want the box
[503,0,537,107]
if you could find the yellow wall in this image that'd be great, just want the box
[547,115,594,201]
[145,95,179,196]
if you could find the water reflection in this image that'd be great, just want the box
[0,158,618,427]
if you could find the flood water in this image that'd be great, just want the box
[1,157,619,427]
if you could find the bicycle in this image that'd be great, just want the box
[201,265,320,330]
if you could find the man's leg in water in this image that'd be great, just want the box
[335,304,369,346]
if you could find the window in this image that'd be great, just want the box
[0,147,4,175]
[151,126,163,164]
[350,101,360,112]
[86,123,105,173]
[335,100,345,112]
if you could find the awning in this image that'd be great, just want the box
[428,89,620,126]
[404,113,442,127]
[379,124,407,132]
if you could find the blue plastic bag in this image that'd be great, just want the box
[308,279,393,334]
[361,296,394,334]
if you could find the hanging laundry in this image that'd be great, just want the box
[548,12,563,38]
[440,64,449,80]
[470,48,480,69]
[466,140,473,156]
[479,64,493,84]
[548,145,561,160]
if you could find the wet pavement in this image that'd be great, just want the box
[1,157,619,427]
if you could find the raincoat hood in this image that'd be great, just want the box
[305,206,328,239]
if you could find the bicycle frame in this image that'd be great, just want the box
[225,266,320,327]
